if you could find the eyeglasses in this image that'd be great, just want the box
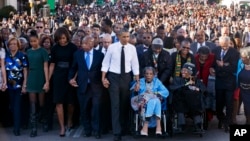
[143,37,151,39]
[182,46,190,49]
[36,26,43,29]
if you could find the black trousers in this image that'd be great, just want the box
[107,72,131,135]
[78,84,102,134]
[216,89,234,126]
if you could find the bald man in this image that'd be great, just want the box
[69,36,104,139]
[190,30,217,54]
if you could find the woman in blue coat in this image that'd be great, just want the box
[131,66,169,136]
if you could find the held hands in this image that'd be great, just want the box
[69,79,79,87]
[102,78,110,88]
[134,81,140,92]
[43,82,49,92]
[1,83,7,92]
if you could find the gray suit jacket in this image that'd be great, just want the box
[242,32,250,47]
[190,41,217,54]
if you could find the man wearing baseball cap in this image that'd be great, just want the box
[139,38,172,86]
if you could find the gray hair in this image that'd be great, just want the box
[19,37,28,43]
[102,33,112,41]
[240,47,250,58]
[143,66,156,75]
[219,36,230,43]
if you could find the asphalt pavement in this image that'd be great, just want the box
[0,107,246,141]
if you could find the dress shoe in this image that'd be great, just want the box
[218,121,223,129]
[156,131,162,135]
[113,135,122,141]
[224,126,229,133]
[43,124,49,132]
[140,130,148,136]
[83,133,91,137]
[30,130,37,137]
[95,133,101,139]
[59,134,65,137]
[13,130,20,136]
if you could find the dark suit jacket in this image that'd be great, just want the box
[139,48,172,86]
[69,49,104,94]
[190,41,217,54]
[242,32,250,47]
[135,44,149,62]
[213,47,239,90]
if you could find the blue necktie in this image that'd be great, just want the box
[221,50,225,60]
[85,52,90,69]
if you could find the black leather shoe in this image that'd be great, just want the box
[218,121,223,129]
[13,130,20,136]
[59,134,65,137]
[30,130,37,137]
[114,135,121,141]
[83,133,91,137]
[95,134,101,139]
[224,126,229,133]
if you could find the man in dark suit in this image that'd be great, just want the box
[190,30,217,54]
[69,36,104,139]
[139,38,172,86]
[136,32,153,61]
[210,36,239,132]
[242,22,250,47]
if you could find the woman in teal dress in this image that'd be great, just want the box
[25,30,49,137]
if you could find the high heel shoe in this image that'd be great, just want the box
[59,128,66,137]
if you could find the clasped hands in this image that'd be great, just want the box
[102,78,110,88]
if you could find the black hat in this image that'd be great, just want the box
[182,62,196,76]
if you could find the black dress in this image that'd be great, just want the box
[51,42,77,104]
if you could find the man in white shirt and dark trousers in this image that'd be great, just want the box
[102,28,140,141]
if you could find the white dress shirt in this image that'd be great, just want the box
[101,42,139,75]
[101,47,108,55]
[197,42,206,51]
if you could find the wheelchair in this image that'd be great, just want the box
[169,89,207,137]
[129,91,173,139]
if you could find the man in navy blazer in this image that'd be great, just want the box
[210,36,239,132]
[190,30,217,54]
[69,36,104,139]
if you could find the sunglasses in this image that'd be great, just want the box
[36,26,43,29]
[182,46,190,49]
[143,37,151,39]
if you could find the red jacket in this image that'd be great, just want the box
[195,53,215,86]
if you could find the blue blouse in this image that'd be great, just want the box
[5,51,28,89]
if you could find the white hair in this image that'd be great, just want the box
[19,37,28,43]
[219,36,230,43]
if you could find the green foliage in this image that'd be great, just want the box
[0,5,17,19]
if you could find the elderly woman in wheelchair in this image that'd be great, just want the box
[130,67,169,136]
[170,62,207,133]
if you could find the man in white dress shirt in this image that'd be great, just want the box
[101,28,140,141]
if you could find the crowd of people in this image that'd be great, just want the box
[0,1,250,141]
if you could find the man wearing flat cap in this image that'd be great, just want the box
[139,38,172,86]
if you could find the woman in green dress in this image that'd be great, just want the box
[25,30,49,137]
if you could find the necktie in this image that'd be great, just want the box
[85,52,90,69]
[121,46,125,74]
[221,50,225,60]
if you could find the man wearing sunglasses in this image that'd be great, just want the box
[35,21,44,37]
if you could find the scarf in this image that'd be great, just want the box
[174,52,191,77]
